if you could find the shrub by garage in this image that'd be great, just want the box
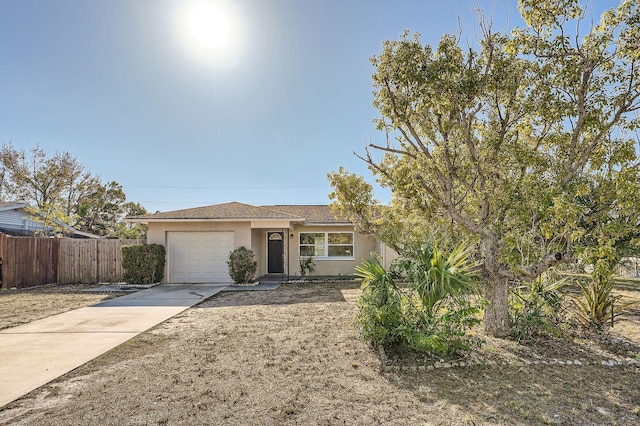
[122,244,166,284]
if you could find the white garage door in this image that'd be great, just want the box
[167,232,234,283]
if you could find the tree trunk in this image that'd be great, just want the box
[483,275,511,338]
[481,236,511,338]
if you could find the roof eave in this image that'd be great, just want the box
[0,203,29,212]
[126,217,305,224]
[303,222,353,226]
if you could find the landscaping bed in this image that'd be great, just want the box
[0,281,638,425]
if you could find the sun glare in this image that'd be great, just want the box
[178,0,243,68]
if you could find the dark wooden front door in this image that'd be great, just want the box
[267,232,284,274]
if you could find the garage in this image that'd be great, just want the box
[167,231,234,283]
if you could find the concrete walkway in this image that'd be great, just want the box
[0,283,229,408]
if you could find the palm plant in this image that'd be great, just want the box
[355,257,397,307]
[572,278,628,332]
[413,244,480,319]
[355,257,403,345]
[509,276,568,342]
[355,242,484,355]
[299,256,316,277]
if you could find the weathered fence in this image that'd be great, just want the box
[57,239,144,284]
[0,234,144,289]
[0,234,58,289]
[616,257,640,278]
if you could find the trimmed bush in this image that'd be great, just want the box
[227,246,257,284]
[122,244,166,284]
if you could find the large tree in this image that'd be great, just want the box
[0,143,147,238]
[0,145,98,233]
[75,181,148,238]
[330,0,640,337]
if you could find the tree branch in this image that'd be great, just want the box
[518,252,570,279]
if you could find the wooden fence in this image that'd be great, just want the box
[57,239,145,284]
[0,234,58,290]
[0,234,145,289]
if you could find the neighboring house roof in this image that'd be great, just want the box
[0,202,100,239]
[0,202,29,212]
[128,202,350,225]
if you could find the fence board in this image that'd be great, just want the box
[0,233,6,288]
[57,239,145,284]
[0,236,58,289]
[97,239,144,282]
[0,234,144,288]
[58,239,97,284]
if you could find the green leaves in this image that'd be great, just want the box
[518,0,583,30]
[356,244,482,356]
[413,244,480,318]
[336,0,640,337]
[122,244,166,284]
[0,143,145,238]
[572,279,629,331]
[355,257,403,345]
[509,276,569,342]
[227,247,258,284]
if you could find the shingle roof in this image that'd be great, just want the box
[130,202,303,221]
[263,205,350,224]
[128,202,350,224]
[0,202,28,211]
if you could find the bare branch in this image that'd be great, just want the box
[518,252,571,279]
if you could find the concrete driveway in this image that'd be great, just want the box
[0,283,228,408]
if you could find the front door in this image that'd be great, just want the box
[267,232,284,274]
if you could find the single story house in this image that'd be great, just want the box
[0,202,99,238]
[127,202,398,284]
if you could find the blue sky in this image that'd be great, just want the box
[2,0,532,212]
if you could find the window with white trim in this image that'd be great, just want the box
[299,232,354,258]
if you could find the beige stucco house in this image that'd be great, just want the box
[128,202,397,284]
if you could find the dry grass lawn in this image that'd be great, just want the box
[0,284,116,331]
[0,281,638,425]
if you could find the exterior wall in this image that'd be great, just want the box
[0,209,26,230]
[252,228,291,277]
[146,221,383,280]
[147,221,251,249]
[146,221,252,282]
[377,242,400,270]
[251,228,265,277]
[288,225,376,277]
[0,208,47,234]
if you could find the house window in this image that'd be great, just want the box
[299,232,354,258]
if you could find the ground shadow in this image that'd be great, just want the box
[382,335,640,425]
[388,361,639,425]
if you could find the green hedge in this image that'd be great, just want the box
[227,246,257,284]
[121,244,166,284]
